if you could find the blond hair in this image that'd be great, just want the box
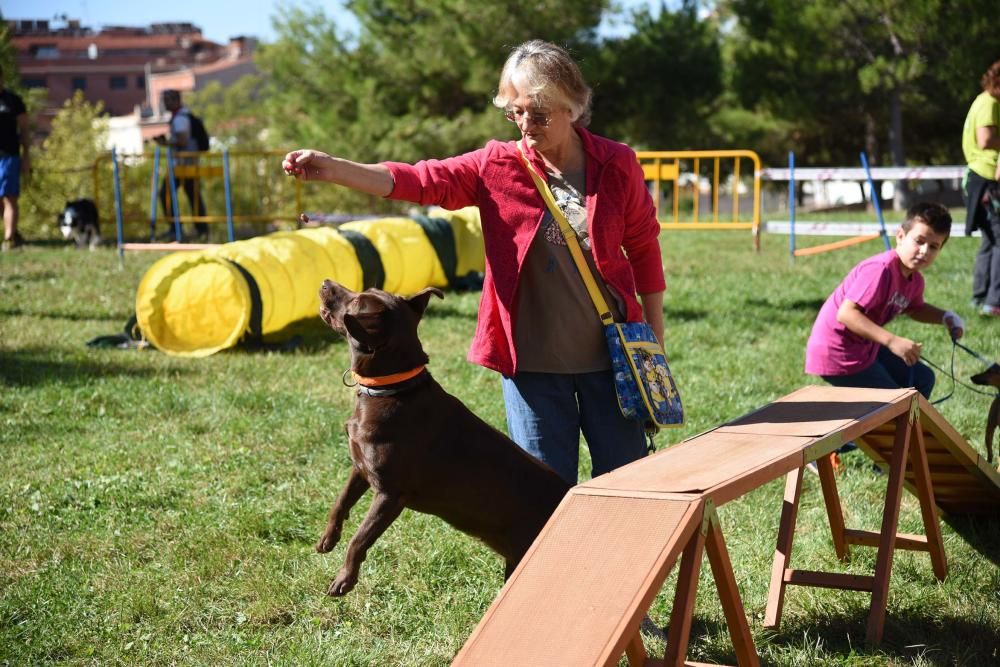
[493,40,592,127]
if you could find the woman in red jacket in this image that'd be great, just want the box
[283,40,665,485]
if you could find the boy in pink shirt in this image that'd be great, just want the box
[805,202,965,400]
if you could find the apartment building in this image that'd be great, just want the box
[10,17,256,139]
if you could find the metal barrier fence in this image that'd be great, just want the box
[636,149,762,249]
[759,157,967,257]
[93,149,303,253]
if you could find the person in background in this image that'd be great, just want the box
[962,58,1000,317]
[0,65,30,252]
[155,89,208,241]
[282,40,665,485]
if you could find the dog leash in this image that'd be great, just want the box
[954,338,997,366]
[921,339,999,403]
[919,340,956,406]
[921,338,1000,465]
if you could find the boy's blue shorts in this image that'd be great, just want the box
[0,156,21,197]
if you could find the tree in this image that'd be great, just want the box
[724,0,1000,173]
[587,0,724,151]
[20,92,108,238]
[722,0,876,168]
[0,10,17,89]
[257,0,609,212]
[188,74,268,150]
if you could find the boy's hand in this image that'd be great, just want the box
[941,310,965,340]
[889,335,923,366]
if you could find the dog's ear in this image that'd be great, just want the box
[343,312,382,349]
[406,287,444,320]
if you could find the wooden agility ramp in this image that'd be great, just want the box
[855,394,1000,515]
[452,386,1000,666]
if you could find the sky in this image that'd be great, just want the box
[5,0,661,45]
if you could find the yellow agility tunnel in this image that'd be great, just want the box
[135,207,484,357]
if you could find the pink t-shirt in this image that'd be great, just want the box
[805,249,925,376]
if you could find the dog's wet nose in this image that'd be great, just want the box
[319,279,337,298]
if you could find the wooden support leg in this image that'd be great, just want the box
[908,421,948,581]
[664,520,708,667]
[865,412,912,647]
[625,632,648,666]
[817,453,849,560]
[705,514,760,667]
[763,467,803,630]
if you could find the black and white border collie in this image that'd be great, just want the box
[59,199,101,250]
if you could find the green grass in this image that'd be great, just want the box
[2,231,999,666]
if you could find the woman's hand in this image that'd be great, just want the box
[282,151,395,197]
[282,150,336,182]
[639,291,665,351]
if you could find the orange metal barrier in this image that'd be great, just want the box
[636,149,762,249]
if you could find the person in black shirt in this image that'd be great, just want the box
[154,89,208,241]
[0,66,29,251]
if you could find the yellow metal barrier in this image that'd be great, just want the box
[636,149,762,249]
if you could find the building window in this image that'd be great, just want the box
[72,77,86,91]
[109,76,127,90]
[23,78,47,89]
[136,75,145,89]
[33,45,60,59]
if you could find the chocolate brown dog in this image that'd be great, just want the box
[316,279,571,596]
[970,363,1000,468]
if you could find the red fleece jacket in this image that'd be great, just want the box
[382,127,665,376]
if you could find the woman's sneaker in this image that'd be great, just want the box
[981,304,1000,317]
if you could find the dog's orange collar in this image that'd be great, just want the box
[352,365,426,388]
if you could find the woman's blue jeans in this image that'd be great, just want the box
[501,370,647,485]
[821,345,935,399]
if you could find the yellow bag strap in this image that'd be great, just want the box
[517,144,615,327]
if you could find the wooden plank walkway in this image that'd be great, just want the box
[452,386,1000,666]
[454,493,702,666]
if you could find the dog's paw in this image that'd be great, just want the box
[327,570,356,596]
[315,529,341,553]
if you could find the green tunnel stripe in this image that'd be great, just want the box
[412,214,458,286]
[222,258,263,343]
[338,229,385,290]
